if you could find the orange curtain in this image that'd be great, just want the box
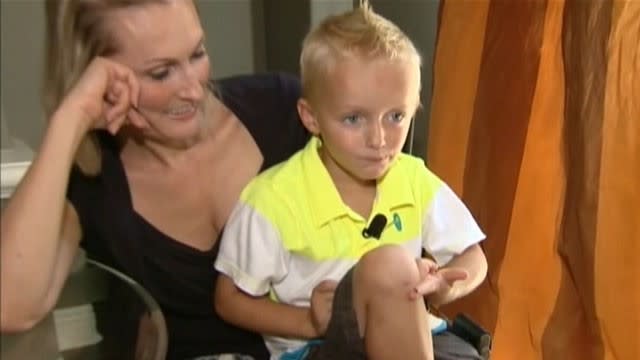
[428,0,639,359]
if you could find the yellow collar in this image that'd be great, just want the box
[300,137,415,228]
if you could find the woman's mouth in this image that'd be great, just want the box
[167,105,197,120]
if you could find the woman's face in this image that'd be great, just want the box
[107,0,211,146]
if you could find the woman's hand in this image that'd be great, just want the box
[308,280,337,337]
[409,258,468,303]
[56,57,145,135]
[134,312,160,360]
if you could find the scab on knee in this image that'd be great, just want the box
[354,245,420,294]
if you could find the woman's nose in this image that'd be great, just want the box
[178,68,204,100]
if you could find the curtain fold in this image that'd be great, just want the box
[428,1,639,359]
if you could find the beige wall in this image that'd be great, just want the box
[0,1,46,150]
[370,0,440,158]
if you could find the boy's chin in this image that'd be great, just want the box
[354,168,390,183]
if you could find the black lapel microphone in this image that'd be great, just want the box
[362,214,388,239]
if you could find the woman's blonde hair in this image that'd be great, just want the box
[43,0,166,175]
[299,1,422,103]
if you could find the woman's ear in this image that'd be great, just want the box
[297,98,320,135]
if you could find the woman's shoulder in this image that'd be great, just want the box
[214,72,310,170]
[212,72,301,130]
[214,72,300,103]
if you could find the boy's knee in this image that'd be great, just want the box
[354,244,419,294]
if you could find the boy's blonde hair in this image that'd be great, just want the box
[300,2,421,102]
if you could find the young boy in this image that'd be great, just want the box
[214,4,487,360]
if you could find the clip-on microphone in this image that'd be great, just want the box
[361,214,387,239]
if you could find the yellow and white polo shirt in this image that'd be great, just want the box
[215,137,485,359]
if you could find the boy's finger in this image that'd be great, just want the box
[440,268,468,284]
[317,280,338,292]
[416,259,437,279]
[411,276,441,299]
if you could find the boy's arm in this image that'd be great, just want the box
[214,185,322,339]
[417,165,487,306]
[214,274,318,339]
[426,243,487,307]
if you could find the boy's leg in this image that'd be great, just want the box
[354,245,433,360]
[309,245,434,360]
[306,267,365,360]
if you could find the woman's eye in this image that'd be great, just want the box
[191,49,207,61]
[148,68,170,81]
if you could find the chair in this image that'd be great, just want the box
[0,252,168,360]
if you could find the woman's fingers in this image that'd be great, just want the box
[103,81,132,134]
[127,107,147,129]
[104,76,149,133]
[122,66,140,108]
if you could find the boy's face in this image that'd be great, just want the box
[299,56,421,185]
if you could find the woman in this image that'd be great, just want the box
[0,0,309,359]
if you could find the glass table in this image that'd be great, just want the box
[1,252,167,360]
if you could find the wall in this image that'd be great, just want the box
[370,0,440,158]
[0,1,46,150]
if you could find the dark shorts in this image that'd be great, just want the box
[306,268,364,360]
[306,269,482,360]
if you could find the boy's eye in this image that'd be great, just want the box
[342,115,361,125]
[388,112,405,123]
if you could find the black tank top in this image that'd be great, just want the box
[66,73,310,359]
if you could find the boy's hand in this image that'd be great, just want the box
[309,280,337,336]
[409,258,468,301]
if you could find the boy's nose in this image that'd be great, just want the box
[366,122,386,149]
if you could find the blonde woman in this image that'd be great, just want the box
[0,1,309,359]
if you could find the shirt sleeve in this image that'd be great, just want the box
[215,183,290,296]
[420,171,486,265]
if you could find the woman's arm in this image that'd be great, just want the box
[215,274,318,339]
[0,112,86,332]
[1,58,140,332]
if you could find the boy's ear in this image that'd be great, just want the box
[297,98,320,135]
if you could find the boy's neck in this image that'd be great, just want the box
[319,148,378,219]
[336,180,377,220]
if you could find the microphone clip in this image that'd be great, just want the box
[362,214,388,240]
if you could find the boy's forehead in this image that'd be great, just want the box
[317,56,421,108]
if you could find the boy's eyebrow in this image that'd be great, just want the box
[336,105,370,114]
[143,36,205,66]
